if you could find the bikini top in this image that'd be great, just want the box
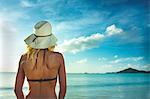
[27,48,57,82]
[27,77,57,82]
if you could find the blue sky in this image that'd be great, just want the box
[0,0,149,73]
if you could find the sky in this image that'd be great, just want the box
[0,0,149,73]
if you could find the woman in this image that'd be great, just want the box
[14,21,66,99]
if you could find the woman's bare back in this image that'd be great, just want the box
[21,49,62,99]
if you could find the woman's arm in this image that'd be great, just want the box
[58,53,67,99]
[14,55,25,99]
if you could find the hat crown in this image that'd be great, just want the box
[34,21,52,36]
[24,21,57,49]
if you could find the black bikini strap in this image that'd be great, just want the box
[27,77,57,82]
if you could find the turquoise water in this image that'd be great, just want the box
[0,72,150,99]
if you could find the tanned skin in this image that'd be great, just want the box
[14,51,66,99]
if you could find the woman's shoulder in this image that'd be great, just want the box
[50,51,64,58]
[51,51,63,55]
[20,52,28,60]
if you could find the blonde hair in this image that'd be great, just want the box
[26,45,55,64]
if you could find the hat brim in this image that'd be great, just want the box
[24,33,57,49]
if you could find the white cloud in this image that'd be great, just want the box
[56,33,105,54]
[21,0,33,8]
[111,56,144,64]
[105,24,123,36]
[55,24,124,54]
[114,55,118,58]
[76,58,87,64]
[141,64,150,70]
[98,57,107,61]
[127,64,132,67]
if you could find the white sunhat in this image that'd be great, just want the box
[24,21,57,49]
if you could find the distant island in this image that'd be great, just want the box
[116,68,150,73]
[83,68,150,74]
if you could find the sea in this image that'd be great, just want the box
[0,72,150,99]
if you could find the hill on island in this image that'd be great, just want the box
[116,68,150,73]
